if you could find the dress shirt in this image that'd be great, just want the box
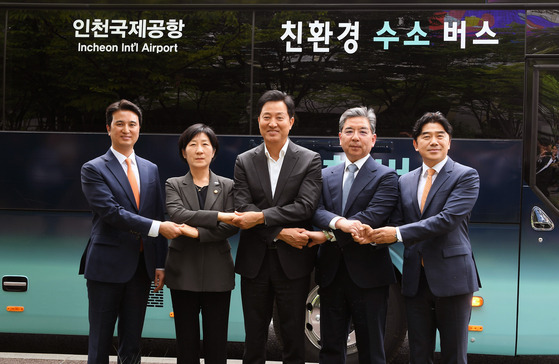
[328,154,371,230]
[110,147,160,238]
[396,156,448,242]
[264,139,289,199]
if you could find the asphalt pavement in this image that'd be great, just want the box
[1,352,559,364]
[1,331,558,364]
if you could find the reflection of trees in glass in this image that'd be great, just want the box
[3,9,253,133]
[526,10,559,55]
[538,71,559,143]
[537,71,559,207]
[252,11,524,138]
[1,8,525,139]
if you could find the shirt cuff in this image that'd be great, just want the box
[329,216,343,230]
[396,227,403,242]
[149,220,161,238]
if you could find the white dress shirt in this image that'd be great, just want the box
[264,139,289,199]
[110,147,160,238]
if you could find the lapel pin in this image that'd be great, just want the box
[214,189,219,194]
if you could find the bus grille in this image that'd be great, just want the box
[147,283,164,307]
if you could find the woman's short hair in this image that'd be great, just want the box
[178,123,219,163]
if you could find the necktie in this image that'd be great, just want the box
[342,163,358,212]
[420,168,436,213]
[126,158,143,251]
[125,158,140,209]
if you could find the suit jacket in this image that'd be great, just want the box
[394,157,481,298]
[233,140,323,280]
[312,156,398,289]
[164,171,238,292]
[79,149,167,283]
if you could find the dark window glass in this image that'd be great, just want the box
[1,9,253,134]
[0,8,525,138]
[536,69,559,207]
[252,10,525,138]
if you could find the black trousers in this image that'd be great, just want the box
[170,289,232,364]
[406,267,473,364]
[240,249,310,364]
[319,260,389,364]
[86,255,151,364]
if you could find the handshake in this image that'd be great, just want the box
[159,215,398,248]
[264,218,399,251]
[317,218,398,246]
[159,221,201,240]
[159,211,260,240]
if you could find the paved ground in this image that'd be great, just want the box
[1,332,558,364]
[0,353,175,364]
[2,352,559,364]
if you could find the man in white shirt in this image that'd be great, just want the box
[229,90,322,364]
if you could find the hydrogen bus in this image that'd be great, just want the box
[1,0,559,362]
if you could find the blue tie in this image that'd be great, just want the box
[342,163,358,212]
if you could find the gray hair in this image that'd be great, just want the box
[339,106,376,134]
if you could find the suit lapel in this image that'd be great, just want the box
[422,158,453,215]
[344,156,376,215]
[251,144,273,206]
[273,142,298,205]
[326,163,345,215]
[137,156,149,211]
[180,172,201,210]
[204,171,222,210]
[410,167,422,218]
[104,150,138,211]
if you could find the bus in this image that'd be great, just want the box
[1,0,559,362]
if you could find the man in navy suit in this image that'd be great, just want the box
[361,112,481,364]
[229,90,322,364]
[304,106,399,364]
[80,99,182,364]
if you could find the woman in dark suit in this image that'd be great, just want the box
[165,123,238,364]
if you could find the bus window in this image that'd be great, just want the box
[535,69,559,206]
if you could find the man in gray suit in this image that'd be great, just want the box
[230,90,322,364]
[360,112,481,364]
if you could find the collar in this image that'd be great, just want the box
[264,139,289,161]
[422,156,448,176]
[111,146,137,166]
[345,154,370,171]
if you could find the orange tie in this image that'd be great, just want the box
[125,158,140,209]
[420,168,435,213]
[126,158,143,252]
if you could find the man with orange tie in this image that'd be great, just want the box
[357,112,481,364]
[80,99,182,364]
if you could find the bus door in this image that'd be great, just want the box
[518,60,559,355]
